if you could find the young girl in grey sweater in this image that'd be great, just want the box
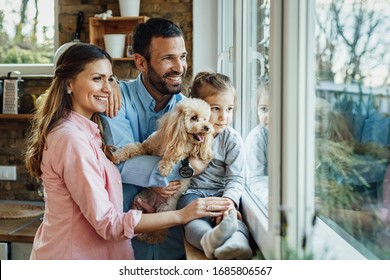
[177,72,252,260]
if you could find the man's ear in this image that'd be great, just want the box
[133,53,147,71]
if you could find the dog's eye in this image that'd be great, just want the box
[191,116,198,121]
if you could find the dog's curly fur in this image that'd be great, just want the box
[111,98,215,244]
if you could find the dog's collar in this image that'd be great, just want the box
[179,158,194,178]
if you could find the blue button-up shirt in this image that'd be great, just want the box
[102,75,185,187]
[101,74,186,260]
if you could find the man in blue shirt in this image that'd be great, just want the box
[101,18,189,259]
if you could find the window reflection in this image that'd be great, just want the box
[245,82,269,209]
[243,0,270,213]
[315,0,390,259]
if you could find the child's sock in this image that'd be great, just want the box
[214,221,253,260]
[200,209,238,258]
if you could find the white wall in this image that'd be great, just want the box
[193,0,218,75]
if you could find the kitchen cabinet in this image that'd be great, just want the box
[11,242,33,260]
[0,242,8,259]
[89,16,149,61]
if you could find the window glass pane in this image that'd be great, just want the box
[244,0,270,213]
[315,0,390,259]
[0,0,54,64]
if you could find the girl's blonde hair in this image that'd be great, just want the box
[25,43,112,179]
[189,71,236,101]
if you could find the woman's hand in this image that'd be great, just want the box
[151,180,182,198]
[179,197,230,224]
[135,197,229,234]
[105,80,122,118]
[215,198,241,224]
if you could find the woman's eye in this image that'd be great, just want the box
[93,77,102,81]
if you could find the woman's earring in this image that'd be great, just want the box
[67,89,72,95]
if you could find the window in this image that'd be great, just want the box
[222,0,389,259]
[218,0,281,259]
[314,0,390,259]
[0,0,56,75]
[241,0,270,214]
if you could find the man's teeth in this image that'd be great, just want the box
[168,76,180,81]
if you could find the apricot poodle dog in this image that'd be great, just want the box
[111,98,215,243]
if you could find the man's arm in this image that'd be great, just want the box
[118,155,182,187]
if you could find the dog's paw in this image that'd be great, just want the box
[111,150,125,164]
[158,161,172,177]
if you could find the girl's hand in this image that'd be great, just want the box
[179,197,230,224]
[151,180,182,198]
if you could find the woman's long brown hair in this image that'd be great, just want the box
[25,43,112,178]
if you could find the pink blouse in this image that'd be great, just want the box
[30,111,142,260]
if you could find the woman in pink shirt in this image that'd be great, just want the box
[24,43,229,260]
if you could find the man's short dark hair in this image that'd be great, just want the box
[132,18,183,61]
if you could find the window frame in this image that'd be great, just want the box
[228,0,369,259]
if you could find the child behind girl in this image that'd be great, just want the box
[177,71,252,260]
[244,83,269,208]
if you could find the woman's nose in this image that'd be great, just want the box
[102,80,112,94]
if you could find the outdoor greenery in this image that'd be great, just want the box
[0,0,54,64]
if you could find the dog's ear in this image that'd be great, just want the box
[158,104,188,158]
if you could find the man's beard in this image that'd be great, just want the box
[147,64,186,96]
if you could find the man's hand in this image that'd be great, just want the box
[151,180,182,198]
[105,80,122,118]
[132,197,156,213]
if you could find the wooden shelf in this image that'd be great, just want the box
[112,57,135,62]
[89,16,149,57]
[0,114,32,119]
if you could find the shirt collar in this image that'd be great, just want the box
[68,111,102,145]
[135,74,179,114]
